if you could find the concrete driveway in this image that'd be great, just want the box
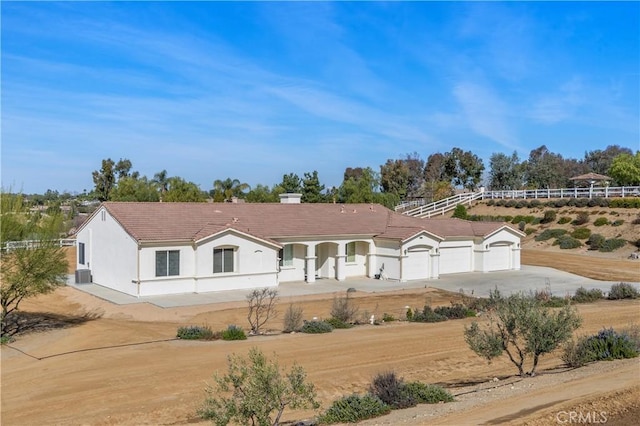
[66,265,638,309]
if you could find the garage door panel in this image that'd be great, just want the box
[404,249,429,280]
[487,244,511,271]
[439,247,472,274]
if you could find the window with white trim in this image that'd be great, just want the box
[156,250,180,276]
[214,247,235,273]
[279,244,294,267]
[346,242,356,263]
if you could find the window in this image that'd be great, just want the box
[78,242,85,265]
[346,242,356,263]
[156,250,180,277]
[279,244,294,267]
[214,248,235,273]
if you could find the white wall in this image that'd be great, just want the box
[278,244,307,282]
[343,241,368,277]
[373,239,401,280]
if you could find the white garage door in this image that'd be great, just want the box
[439,247,472,274]
[486,244,511,271]
[403,248,430,280]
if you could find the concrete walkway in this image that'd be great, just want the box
[66,266,638,309]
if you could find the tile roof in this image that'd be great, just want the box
[98,202,518,244]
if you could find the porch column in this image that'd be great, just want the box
[305,244,316,283]
[430,248,440,279]
[336,243,346,281]
[367,241,376,278]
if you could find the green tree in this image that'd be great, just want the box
[464,292,581,377]
[164,177,207,202]
[212,178,251,202]
[246,184,281,203]
[1,192,69,337]
[380,159,410,199]
[152,170,170,199]
[199,347,319,426]
[338,167,379,203]
[91,158,116,201]
[110,176,160,202]
[523,145,566,189]
[489,152,523,190]
[449,148,485,190]
[301,171,326,203]
[279,173,302,194]
[608,152,640,186]
[584,145,633,175]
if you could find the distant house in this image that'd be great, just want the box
[74,195,523,297]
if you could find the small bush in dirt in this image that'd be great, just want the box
[452,204,468,219]
[585,328,638,361]
[221,325,247,341]
[557,216,572,224]
[611,219,625,227]
[610,198,640,208]
[572,287,603,303]
[403,382,454,404]
[529,199,542,208]
[586,233,605,250]
[176,325,218,340]
[515,200,527,209]
[573,212,590,226]
[608,283,639,300]
[382,313,395,322]
[535,228,567,241]
[541,210,557,224]
[301,320,333,334]
[317,394,390,424]
[504,215,514,222]
[434,303,476,319]
[553,235,582,249]
[621,324,640,352]
[517,221,526,231]
[594,217,609,227]
[505,200,517,208]
[369,372,415,409]
[631,216,640,225]
[411,306,448,323]
[511,215,536,225]
[562,336,590,368]
[599,238,626,252]
[571,227,591,240]
[331,293,359,323]
[525,227,536,235]
[486,199,495,206]
[283,304,304,333]
[324,317,353,329]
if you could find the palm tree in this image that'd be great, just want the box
[152,170,169,200]
[212,178,250,202]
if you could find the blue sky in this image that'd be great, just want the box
[2,1,638,195]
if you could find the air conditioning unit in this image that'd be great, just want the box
[75,269,92,284]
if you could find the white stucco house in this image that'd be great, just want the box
[74,196,523,297]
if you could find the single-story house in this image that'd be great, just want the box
[74,195,523,297]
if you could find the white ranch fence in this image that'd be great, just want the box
[3,238,76,252]
[396,186,640,218]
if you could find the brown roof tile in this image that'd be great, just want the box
[98,202,518,244]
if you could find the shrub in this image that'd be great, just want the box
[317,394,390,424]
[529,199,542,208]
[535,229,567,241]
[434,303,476,319]
[411,305,448,323]
[382,313,395,322]
[541,210,557,224]
[176,325,218,340]
[369,372,415,409]
[611,219,625,227]
[621,324,640,352]
[553,235,582,249]
[486,199,495,206]
[505,200,517,208]
[594,217,609,227]
[199,347,318,425]
[599,238,626,252]
[557,216,572,224]
[586,233,605,250]
[301,320,333,334]
[221,325,247,341]
[610,198,640,208]
[246,288,278,335]
[324,317,353,329]
[403,382,454,404]
[283,304,304,333]
[572,287,603,304]
[515,200,527,209]
[452,204,468,220]
[573,212,590,226]
[571,227,591,240]
[608,283,639,300]
[331,293,359,323]
[632,216,640,225]
[584,328,638,361]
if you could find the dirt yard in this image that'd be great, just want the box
[3,214,639,425]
